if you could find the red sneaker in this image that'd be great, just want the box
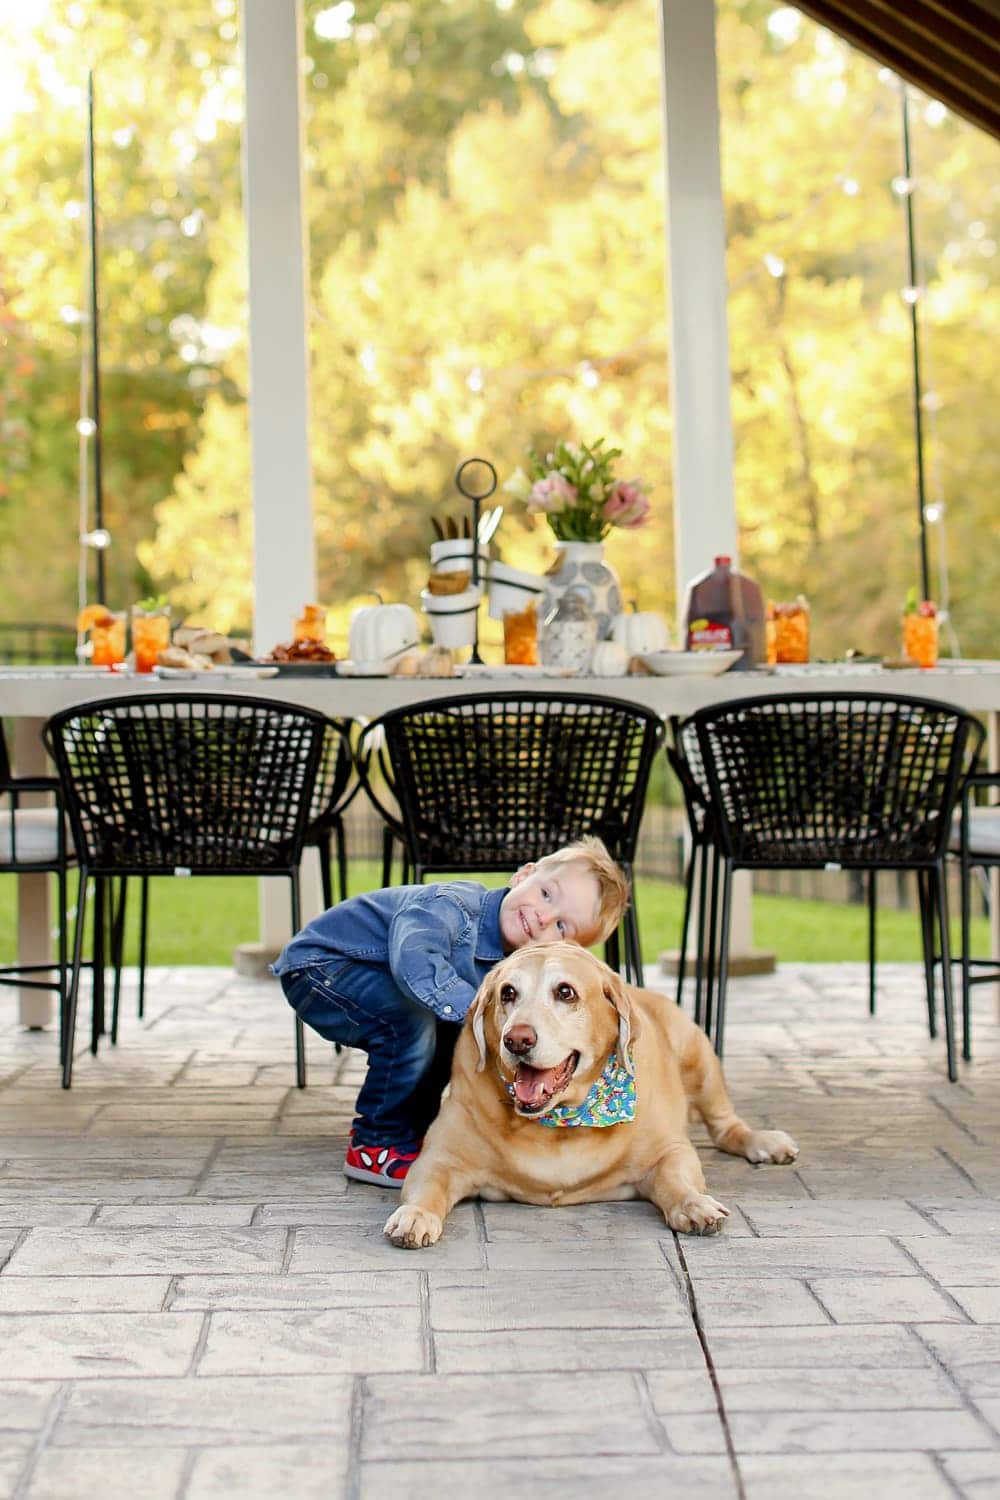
[344,1138,420,1187]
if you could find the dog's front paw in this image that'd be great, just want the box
[668,1193,730,1235]
[384,1204,443,1250]
[744,1129,799,1165]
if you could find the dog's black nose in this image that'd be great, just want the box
[503,1025,537,1056]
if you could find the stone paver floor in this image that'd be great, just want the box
[1,962,999,1499]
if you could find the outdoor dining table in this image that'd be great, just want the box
[4,659,1000,1029]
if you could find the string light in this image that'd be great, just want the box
[764,253,786,278]
[578,360,600,389]
[900,285,921,304]
[80,527,111,548]
[76,417,96,436]
[466,366,484,393]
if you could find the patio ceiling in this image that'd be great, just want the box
[794,0,1000,139]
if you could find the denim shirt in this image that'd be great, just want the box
[272,882,509,1023]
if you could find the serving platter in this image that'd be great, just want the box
[637,650,742,677]
[153,665,279,680]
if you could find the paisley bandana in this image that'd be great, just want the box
[504,1050,636,1128]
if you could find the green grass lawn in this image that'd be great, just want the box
[1,863,987,968]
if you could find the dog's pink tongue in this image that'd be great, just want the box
[514,1063,560,1108]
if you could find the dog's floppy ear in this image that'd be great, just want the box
[601,966,640,1075]
[468,971,498,1072]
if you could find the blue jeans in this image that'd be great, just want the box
[281,960,458,1149]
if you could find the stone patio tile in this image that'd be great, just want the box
[915,1327,1000,1399]
[289,1220,485,1273]
[4,1227,288,1277]
[947,1286,1000,1322]
[170,1270,421,1312]
[0,1435,38,1497]
[360,1371,660,1459]
[0,1177,200,1200]
[795,1165,983,1197]
[483,1237,669,1269]
[51,1374,354,1447]
[900,1235,1000,1288]
[191,1172,349,1197]
[434,1325,708,1376]
[914,1198,1000,1234]
[0,1204,98,1227]
[939,1451,1000,1496]
[672,1407,995,1453]
[186,1444,349,1499]
[708,1364,963,1411]
[93,1202,257,1227]
[691,1277,830,1327]
[809,1274,969,1323]
[24,1446,189,1499]
[0,1311,203,1378]
[0,1136,219,1160]
[253,1198,410,1226]
[742,1198,940,1237]
[0,1381,59,1429]
[479,1200,666,1239]
[197,1306,425,1375]
[680,1234,915,1279]
[358,1456,736,1499]
[427,1268,689,1331]
[0,1275,169,1313]
[740,1452,957,1499]
[704,1324,937,1369]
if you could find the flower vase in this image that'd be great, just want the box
[540,542,622,641]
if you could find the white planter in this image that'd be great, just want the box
[540,541,622,640]
[487,561,547,621]
[429,539,490,579]
[421,584,484,650]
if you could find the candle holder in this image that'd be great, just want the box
[454,457,497,665]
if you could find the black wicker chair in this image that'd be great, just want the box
[685,692,983,1079]
[355,691,663,981]
[953,771,1000,1060]
[44,693,335,1087]
[666,720,721,1029]
[0,722,77,1064]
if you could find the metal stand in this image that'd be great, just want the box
[454,457,497,665]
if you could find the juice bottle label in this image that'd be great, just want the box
[687,616,734,651]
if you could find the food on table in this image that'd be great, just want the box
[173,627,234,663]
[157,645,214,671]
[132,599,172,674]
[293,604,327,643]
[267,638,337,663]
[502,601,539,665]
[76,604,126,667]
[391,647,455,678]
[902,591,938,669]
[426,569,472,596]
[772,596,810,663]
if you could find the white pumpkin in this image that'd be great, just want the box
[611,608,671,655]
[348,601,421,667]
[590,639,629,677]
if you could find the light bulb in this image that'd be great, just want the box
[76,418,97,437]
[900,285,921,304]
[764,253,786,279]
[81,528,111,549]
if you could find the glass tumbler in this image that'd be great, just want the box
[90,612,126,667]
[132,606,172,673]
[503,603,539,666]
[902,610,938,668]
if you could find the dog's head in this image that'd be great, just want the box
[468,941,639,1119]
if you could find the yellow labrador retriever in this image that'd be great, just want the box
[384,942,798,1249]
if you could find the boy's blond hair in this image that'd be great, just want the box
[535,836,630,944]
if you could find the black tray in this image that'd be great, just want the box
[229,659,340,678]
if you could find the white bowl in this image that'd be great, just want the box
[420,584,484,650]
[487,561,547,621]
[638,649,743,677]
[429,539,490,578]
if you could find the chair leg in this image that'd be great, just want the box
[56,860,69,1067]
[626,904,644,987]
[917,869,938,1040]
[334,818,349,903]
[960,845,973,1064]
[605,927,621,974]
[694,842,710,1031]
[137,877,149,1020]
[290,874,306,1088]
[713,859,734,1058]
[110,877,128,1046]
[676,845,696,1009]
[91,877,106,1055]
[62,869,89,1089]
[704,843,722,1043]
[930,865,957,1082]
[381,827,394,888]
[318,831,334,912]
[867,870,877,1015]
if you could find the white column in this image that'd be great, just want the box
[658,0,763,970]
[240,0,319,953]
[240,0,316,658]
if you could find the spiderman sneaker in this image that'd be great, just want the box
[344,1139,420,1187]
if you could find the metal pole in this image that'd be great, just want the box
[900,83,931,602]
[85,70,106,602]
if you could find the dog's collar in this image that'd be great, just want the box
[503,1049,636,1128]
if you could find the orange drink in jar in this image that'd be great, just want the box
[503,602,539,666]
[132,603,172,673]
[90,612,126,667]
[765,603,777,665]
[773,597,810,663]
[902,600,938,668]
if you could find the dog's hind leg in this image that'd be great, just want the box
[674,1013,798,1165]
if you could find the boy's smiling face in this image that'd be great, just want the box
[498,861,602,952]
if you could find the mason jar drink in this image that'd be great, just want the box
[90,612,126,667]
[132,604,172,673]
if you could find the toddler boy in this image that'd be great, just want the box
[274,837,630,1186]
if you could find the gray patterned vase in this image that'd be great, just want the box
[540,542,623,641]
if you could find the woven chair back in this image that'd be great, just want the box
[691,692,983,869]
[369,691,662,872]
[45,694,329,876]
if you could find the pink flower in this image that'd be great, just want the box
[527,471,578,515]
[603,479,650,529]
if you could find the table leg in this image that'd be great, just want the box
[14,717,54,1029]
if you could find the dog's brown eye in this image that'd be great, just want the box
[554,982,577,1003]
[500,984,517,1005]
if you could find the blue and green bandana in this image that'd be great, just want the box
[505,1050,636,1128]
